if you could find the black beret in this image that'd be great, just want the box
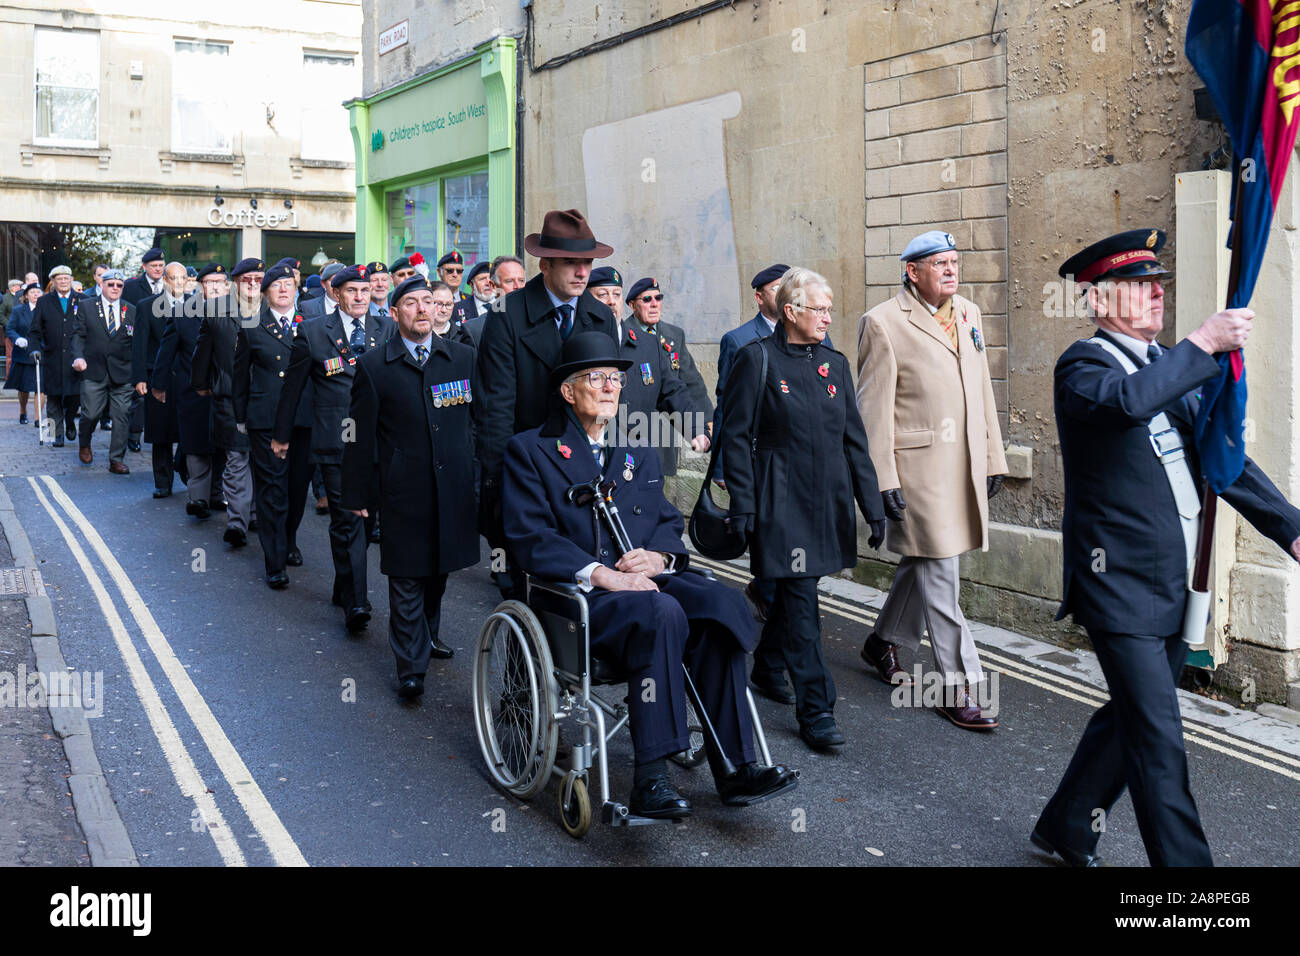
[1059,229,1170,284]
[230,257,265,277]
[261,264,296,291]
[390,256,412,272]
[273,257,301,271]
[626,277,662,302]
[390,275,434,308]
[366,261,389,274]
[465,261,490,283]
[437,251,464,269]
[331,264,370,288]
[142,247,164,264]
[588,266,622,288]
[751,263,791,289]
[195,263,227,281]
[185,266,197,278]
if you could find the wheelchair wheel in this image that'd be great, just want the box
[472,600,559,799]
[558,774,592,839]
[670,697,708,769]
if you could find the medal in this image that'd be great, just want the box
[970,326,984,352]
[779,379,789,394]
[640,362,653,386]
[462,378,473,403]
[431,384,443,408]
[623,453,635,482]
[827,383,837,397]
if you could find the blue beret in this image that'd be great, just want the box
[101,268,126,282]
[142,247,164,264]
[626,277,662,302]
[588,266,622,288]
[900,230,957,262]
[230,257,265,277]
[437,251,464,269]
[195,263,226,281]
[390,275,433,308]
[304,274,321,290]
[185,266,197,278]
[331,264,369,288]
[466,260,490,283]
[261,264,295,291]
[751,263,790,289]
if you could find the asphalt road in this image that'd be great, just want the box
[3,421,1298,867]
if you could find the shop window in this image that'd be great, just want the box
[172,39,232,154]
[34,28,99,146]
[385,173,488,275]
[301,51,358,163]
[443,172,489,269]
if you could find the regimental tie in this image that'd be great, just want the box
[279,313,291,336]
[557,303,574,341]
[415,343,429,367]
[1147,343,1162,364]
[107,302,119,335]
[349,318,367,353]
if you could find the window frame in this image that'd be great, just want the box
[299,48,358,163]
[32,26,101,147]
[170,37,234,155]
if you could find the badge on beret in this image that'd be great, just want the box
[623,453,635,482]
[971,326,984,352]
[557,440,572,459]
[827,383,837,398]
[817,362,829,378]
[640,362,653,386]
[779,379,789,394]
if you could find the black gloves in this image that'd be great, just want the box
[881,488,906,522]
[868,519,886,550]
[987,475,1004,499]
[726,513,754,539]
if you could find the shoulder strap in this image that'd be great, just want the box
[751,339,768,457]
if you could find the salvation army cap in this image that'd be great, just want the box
[901,230,957,262]
[626,277,662,302]
[437,251,464,269]
[195,263,227,281]
[230,257,265,277]
[261,264,296,291]
[1058,228,1171,284]
[141,247,164,264]
[331,264,370,288]
[588,266,622,288]
[751,263,790,289]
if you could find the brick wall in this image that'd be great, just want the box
[863,36,1009,435]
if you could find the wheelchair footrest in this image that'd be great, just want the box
[602,802,683,828]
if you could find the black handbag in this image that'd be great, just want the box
[689,343,767,560]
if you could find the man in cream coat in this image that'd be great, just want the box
[856,230,1007,731]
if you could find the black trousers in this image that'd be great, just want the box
[152,441,175,490]
[129,390,144,435]
[43,394,79,439]
[1036,629,1212,867]
[319,461,368,610]
[248,427,312,574]
[748,576,784,677]
[388,573,448,680]
[762,576,835,726]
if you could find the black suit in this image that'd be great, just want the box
[135,292,183,488]
[274,308,392,610]
[121,273,160,310]
[234,306,315,575]
[1037,331,1300,867]
[342,333,479,679]
[476,275,618,592]
[71,296,137,461]
[619,319,709,476]
[191,298,255,531]
[503,413,759,766]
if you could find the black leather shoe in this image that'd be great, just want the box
[368,526,381,544]
[716,762,799,807]
[153,488,171,499]
[430,635,454,659]
[223,527,247,548]
[750,670,796,705]
[266,571,289,590]
[99,419,111,431]
[629,772,692,820]
[398,676,424,700]
[52,437,65,448]
[247,518,259,533]
[799,714,846,750]
[211,498,228,512]
[1030,826,1101,867]
[127,438,142,453]
[286,548,303,567]
[345,605,371,632]
[186,499,211,520]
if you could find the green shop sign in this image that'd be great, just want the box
[364,63,489,184]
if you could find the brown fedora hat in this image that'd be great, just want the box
[524,208,614,259]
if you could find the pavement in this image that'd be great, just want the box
[0,393,1297,867]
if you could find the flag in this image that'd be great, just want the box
[1185,0,1300,492]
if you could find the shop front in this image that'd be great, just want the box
[347,37,516,275]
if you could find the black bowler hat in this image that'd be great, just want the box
[548,331,632,390]
[230,257,265,277]
[142,247,164,264]
[390,275,432,308]
[626,276,662,302]
[366,261,389,274]
[195,263,226,281]
[465,260,490,283]
[331,264,369,288]
[588,266,622,288]
[1059,229,1171,284]
[751,263,791,289]
[390,256,412,273]
[437,251,464,269]
[261,264,295,291]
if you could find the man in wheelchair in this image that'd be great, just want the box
[502,333,800,819]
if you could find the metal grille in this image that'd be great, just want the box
[0,568,44,597]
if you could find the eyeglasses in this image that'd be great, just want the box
[431,301,455,311]
[572,370,626,389]
[103,282,124,288]
[639,294,664,303]
[797,305,833,318]
[442,267,463,274]
[922,257,959,270]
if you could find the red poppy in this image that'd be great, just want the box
[817,362,830,378]
[556,442,572,459]
[628,329,637,341]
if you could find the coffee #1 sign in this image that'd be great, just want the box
[208,205,299,228]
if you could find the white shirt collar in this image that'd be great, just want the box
[758,312,777,334]
[1105,330,1158,365]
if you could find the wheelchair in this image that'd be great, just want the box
[471,569,774,838]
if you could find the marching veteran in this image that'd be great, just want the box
[503,332,799,819]
[1033,229,1300,868]
[856,230,1006,731]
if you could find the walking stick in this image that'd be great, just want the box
[34,356,45,446]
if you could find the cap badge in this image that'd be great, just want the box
[1146,230,1158,249]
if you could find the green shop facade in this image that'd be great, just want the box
[347,38,516,277]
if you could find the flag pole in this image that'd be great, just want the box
[1189,168,1247,594]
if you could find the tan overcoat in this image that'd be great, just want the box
[856,288,1007,558]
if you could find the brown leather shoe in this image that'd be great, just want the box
[860,632,912,685]
[78,445,93,465]
[936,684,997,731]
[108,461,130,475]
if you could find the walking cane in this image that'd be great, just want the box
[34,356,46,446]
[566,476,739,779]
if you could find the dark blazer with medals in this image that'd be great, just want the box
[341,333,479,578]
[154,300,213,455]
[232,304,313,434]
[617,320,702,476]
[475,274,618,483]
[29,291,83,396]
[1055,330,1300,636]
[721,322,884,580]
[71,296,137,386]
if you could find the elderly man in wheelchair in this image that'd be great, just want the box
[490,332,799,825]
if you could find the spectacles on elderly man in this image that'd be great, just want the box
[922,256,959,270]
[571,370,626,389]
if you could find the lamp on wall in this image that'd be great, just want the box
[311,247,327,268]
